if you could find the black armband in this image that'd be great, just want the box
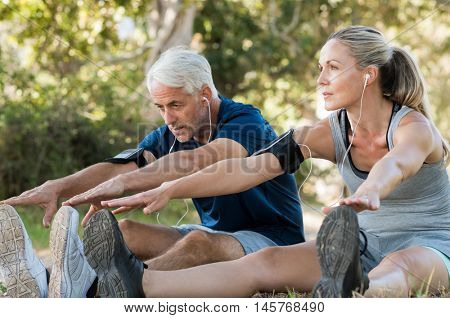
[104,148,147,168]
[252,129,304,174]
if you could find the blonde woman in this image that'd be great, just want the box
[96,26,449,297]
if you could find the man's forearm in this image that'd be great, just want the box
[119,151,201,192]
[53,162,138,198]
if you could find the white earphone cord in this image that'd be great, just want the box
[297,75,369,216]
[157,98,212,226]
[160,79,367,222]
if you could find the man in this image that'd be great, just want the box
[1,47,304,297]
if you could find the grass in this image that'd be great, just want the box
[14,200,200,250]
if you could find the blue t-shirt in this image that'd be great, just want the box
[139,97,304,245]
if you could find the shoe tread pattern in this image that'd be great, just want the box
[48,207,70,297]
[312,206,359,298]
[0,205,41,297]
[83,210,128,297]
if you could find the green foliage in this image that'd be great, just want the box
[0,0,448,206]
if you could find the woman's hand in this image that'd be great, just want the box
[101,182,174,215]
[338,190,380,212]
[322,185,380,214]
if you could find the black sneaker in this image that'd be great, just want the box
[83,209,146,298]
[312,206,369,298]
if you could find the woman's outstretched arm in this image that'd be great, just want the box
[102,153,284,214]
[335,113,440,212]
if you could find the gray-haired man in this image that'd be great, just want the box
[1,47,304,297]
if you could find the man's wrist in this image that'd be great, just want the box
[45,179,64,197]
[115,174,129,192]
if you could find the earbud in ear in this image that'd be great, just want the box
[365,73,370,81]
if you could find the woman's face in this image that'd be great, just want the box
[317,39,367,111]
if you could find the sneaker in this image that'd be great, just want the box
[0,204,48,297]
[312,205,369,298]
[48,206,97,298]
[83,209,146,298]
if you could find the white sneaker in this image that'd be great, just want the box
[0,204,48,297]
[48,206,96,298]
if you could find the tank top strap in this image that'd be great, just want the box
[386,105,414,150]
[328,110,348,164]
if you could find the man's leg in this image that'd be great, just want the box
[364,246,449,297]
[146,230,245,270]
[120,221,254,271]
[118,219,183,261]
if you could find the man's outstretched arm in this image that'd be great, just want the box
[64,138,248,224]
[1,151,154,227]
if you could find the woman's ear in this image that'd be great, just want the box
[365,66,378,85]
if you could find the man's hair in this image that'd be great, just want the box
[146,46,218,98]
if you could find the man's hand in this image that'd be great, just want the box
[101,182,174,216]
[62,176,125,226]
[63,176,125,206]
[1,181,61,227]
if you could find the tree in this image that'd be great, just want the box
[0,0,448,206]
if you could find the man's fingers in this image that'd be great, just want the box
[42,201,58,228]
[81,212,93,227]
[1,195,37,206]
[81,208,96,227]
[112,206,135,214]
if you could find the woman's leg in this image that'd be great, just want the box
[142,240,320,297]
[365,246,449,297]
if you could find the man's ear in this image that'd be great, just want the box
[200,85,213,101]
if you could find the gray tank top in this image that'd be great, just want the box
[329,105,450,257]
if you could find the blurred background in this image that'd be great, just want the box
[0,0,448,248]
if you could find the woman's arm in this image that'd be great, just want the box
[169,153,284,198]
[102,153,284,214]
[337,115,439,212]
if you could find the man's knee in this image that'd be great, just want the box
[118,218,134,237]
[176,230,246,262]
[176,230,212,250]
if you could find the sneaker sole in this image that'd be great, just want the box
[83,210,130,297]
[48,206,77,297]
[312,206,360,298]
[0,205,41,297]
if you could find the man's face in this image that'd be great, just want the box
[151,81,206,142]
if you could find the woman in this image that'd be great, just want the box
[102,26,450,297]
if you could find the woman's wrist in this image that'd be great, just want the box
[358,181,382,196]
[160,180,178,199]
